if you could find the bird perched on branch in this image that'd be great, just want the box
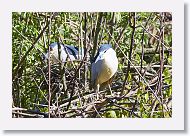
[91,44,118,99]
[43,42,84,63]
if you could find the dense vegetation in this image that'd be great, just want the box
[12,12,172,118]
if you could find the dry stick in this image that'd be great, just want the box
[13,26,32,44]
[140,25,171,50]
[129,99,138,117]
[90,96,102,118]
[129,13,153,118]
[121,12,136,95]
[48,13,53,118]
[66,44,91,112]
[150,99,158,117]
[113,103,141,118]
[58,94,137,117]
[36,13,46,52]
[50,41,77,101]
[132,18,171,114]
[12,112,43,118]
[38,13,47,51]
[107,22,164,106]
[125,65,172,68]
[115,25,128,49]
[33,77,43,105]
[55,93,62,117]
[139,13,153,81]
[12,107,48,118]
[108,13,115,43]
[120,48,162,104]
[57,38,79,102]
[50,37,76,99]
[158,13,165,117]
[106,24,162,105]
[92,12,103,58]
[83,12,88,89]
[13,13,58,81]
[99,19,107,46]
[78,13,83,89]
[58,90,99,108]
[57,41,68,96]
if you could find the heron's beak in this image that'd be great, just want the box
[95,51,105,63]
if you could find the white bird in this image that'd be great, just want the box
[43,42,84,63]
[91,44,118,99]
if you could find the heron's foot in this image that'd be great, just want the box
[110,92,114,97]
[96,94,99,100]
[108,85,113,96]
[95,84,100,100]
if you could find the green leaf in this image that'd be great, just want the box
[107,111,117,118]
[145,93,149,102]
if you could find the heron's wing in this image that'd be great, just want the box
[91,61,103,88]
[92,59,105,86]
[64,45,78,59]
[91,51,105,84]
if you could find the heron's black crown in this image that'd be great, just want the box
[92,44,112,62]
[98,44,112,53]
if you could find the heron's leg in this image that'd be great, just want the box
[96,84,100,100]
[108,84,113,96]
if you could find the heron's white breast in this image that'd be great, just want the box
[96,48,118,85]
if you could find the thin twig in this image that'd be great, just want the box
[13,12,58,81]
[121,12,136,95]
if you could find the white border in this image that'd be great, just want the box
[0,0,184,130]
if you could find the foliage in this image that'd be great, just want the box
[12,12,172,118]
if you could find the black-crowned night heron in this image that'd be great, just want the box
[91,44,118,99]
[43,42,84,63]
